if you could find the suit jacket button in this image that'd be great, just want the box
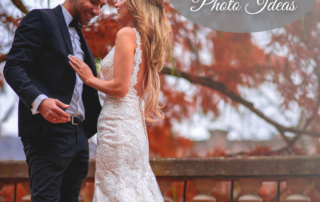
[71,83,75,87]
[66,99,70,104]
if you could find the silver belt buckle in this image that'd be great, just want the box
[71,115,79,125]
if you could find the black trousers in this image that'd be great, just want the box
[21,123,89,202]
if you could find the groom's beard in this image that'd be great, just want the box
[73,0,96,25]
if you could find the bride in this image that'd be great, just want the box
[68,0,171,201]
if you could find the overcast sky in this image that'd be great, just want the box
[0,0,301,142]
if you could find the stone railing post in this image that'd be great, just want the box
[192,179,216,202]
[238,179,263,202]
[0,182,4,202]
[285,178,311,202]
[21,182,31,202]
[157,179,172,202]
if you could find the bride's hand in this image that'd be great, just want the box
[68,55,94,84]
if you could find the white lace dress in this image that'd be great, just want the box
[92,28,164,202]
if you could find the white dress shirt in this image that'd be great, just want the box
[31,4,86,120]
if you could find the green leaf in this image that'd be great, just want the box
[95,58,101,73]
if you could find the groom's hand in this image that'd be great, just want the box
[38,98,71,123]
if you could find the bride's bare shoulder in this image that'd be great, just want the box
[116,27,137,45]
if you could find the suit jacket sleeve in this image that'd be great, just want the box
[3,9,46,109]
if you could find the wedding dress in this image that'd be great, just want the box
[92,28,164,202]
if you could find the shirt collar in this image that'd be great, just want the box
[60,4,73,27]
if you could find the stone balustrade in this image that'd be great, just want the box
[1,156,320,201]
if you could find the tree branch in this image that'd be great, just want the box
[160,67,320,139]
[269,187,288,202]
[11,0,28,14]
[270,113,314,155]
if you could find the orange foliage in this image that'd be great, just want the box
[269,0,320,115]
[0,72,3,91]
[2,0,320,201]
[0,183,27,202]
[80,182,95,202]
[211,181,234,202]
[82,14,120,59]
[0,0,298,159]
[80,1,283,160]
[257,182,283,202]
[206,147,227,157]
[148,119,193,157]
[167,182,197,202]
[247,144,272,156]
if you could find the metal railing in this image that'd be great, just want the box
[1,156,320,202]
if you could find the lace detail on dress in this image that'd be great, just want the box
[99,28,143,98]
[93,28,164,202]
[131,28,142,88]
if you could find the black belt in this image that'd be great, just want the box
[70,116,83,125]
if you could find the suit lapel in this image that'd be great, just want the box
[78,30,97,77]
[54,6,73,55]
[53,6,96,76]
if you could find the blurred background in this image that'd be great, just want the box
[1,0,320,201]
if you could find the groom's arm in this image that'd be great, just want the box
[4,10,70,123]
[31,94,48,114]
[3,9,45,109]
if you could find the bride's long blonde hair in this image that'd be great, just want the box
[125,0,171,122]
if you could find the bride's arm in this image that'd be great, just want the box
[69,27,137,98]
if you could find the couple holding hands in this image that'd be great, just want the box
[4,0,170,201]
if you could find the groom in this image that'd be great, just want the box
[3,0,106,201]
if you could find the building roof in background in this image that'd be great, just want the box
[0,135,97,160]
[192,130,317,156]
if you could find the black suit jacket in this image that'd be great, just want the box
[4,6,102,139]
